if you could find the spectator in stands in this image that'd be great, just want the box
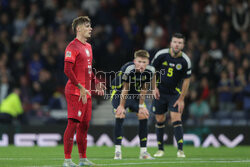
[28,53,43,82]
[48,91,67,110]
[0,75,9,104]
[243,74,250,119]
[189,91,210,126]
[0,88,24,124]
[242,58,250,79]
[217,71,234,112]
[198,52,213,79]
[0,13,13,36]
[232,0,249,33]
[11,51,25,81]
[13,9,27,42]
[144,19,164,51]
[38,69,56,105]
[200,77,210,100]
[61,1,78,25]
[244,42,250,59]
[81,0,100,17]
[234,67,247,110]
[19,75,32,112]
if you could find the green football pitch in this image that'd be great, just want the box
[0,145,250,167]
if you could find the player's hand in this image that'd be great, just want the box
[153,88,160,100]
[116,105,126,118]
[95,82,106,96]
[78,84,91,104]
[138,107,149,119]
[173,98,184,114]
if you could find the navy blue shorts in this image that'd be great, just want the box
[152,93,180,114]
[111,94,139,113]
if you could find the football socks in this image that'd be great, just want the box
[155,121,165,151]
[77,121,90,158]
[173,121,183,151]
[114,118,124,145]
[64,119,78,159]
[139,119,148,147]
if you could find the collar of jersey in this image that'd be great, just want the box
[75,38,87,45]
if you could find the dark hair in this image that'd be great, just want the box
[72,16,91,34]
[172,33,185,42]
[134,50,150,59]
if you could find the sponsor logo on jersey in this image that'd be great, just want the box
[176,64,182,70]
[66,51,71,57]
[169,63,175,67]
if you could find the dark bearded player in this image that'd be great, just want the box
[151,33,191,158]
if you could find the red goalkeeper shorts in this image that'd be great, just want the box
[65,94,92,122]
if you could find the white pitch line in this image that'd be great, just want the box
[90,157,250,161]
[0,160,248,167]
[99,160,250,166]
[20,166,62,167]
[0,158,33,160]
[1,157,249,161]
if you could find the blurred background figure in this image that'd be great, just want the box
[189,91,210,126]
[0,88,26,124]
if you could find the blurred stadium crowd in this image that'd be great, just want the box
[0,0,249,125]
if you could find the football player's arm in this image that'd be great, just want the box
[116,82,129,118]
[173,78,190,113]
[151,74,160,100]
[119,68,130,107]
[64,48,79,86]
[64,61,79,86]
[179,78,190,101]
[64,62,90,103]
[119,82,129,107]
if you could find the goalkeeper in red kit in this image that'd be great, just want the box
[63,16,106,167]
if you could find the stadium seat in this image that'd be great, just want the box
[215,111,232,119]
[219,119,233,126]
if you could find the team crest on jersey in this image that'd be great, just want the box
[85,49,90,57]
[176,64,182,70]
[66,51,71,57]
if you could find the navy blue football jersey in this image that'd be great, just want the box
[151,48,191,94]
[111,62,155,94]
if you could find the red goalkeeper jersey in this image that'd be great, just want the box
[64,38,94,96]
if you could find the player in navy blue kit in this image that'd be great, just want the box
[111,50,155,160]
[151,33,191,158]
